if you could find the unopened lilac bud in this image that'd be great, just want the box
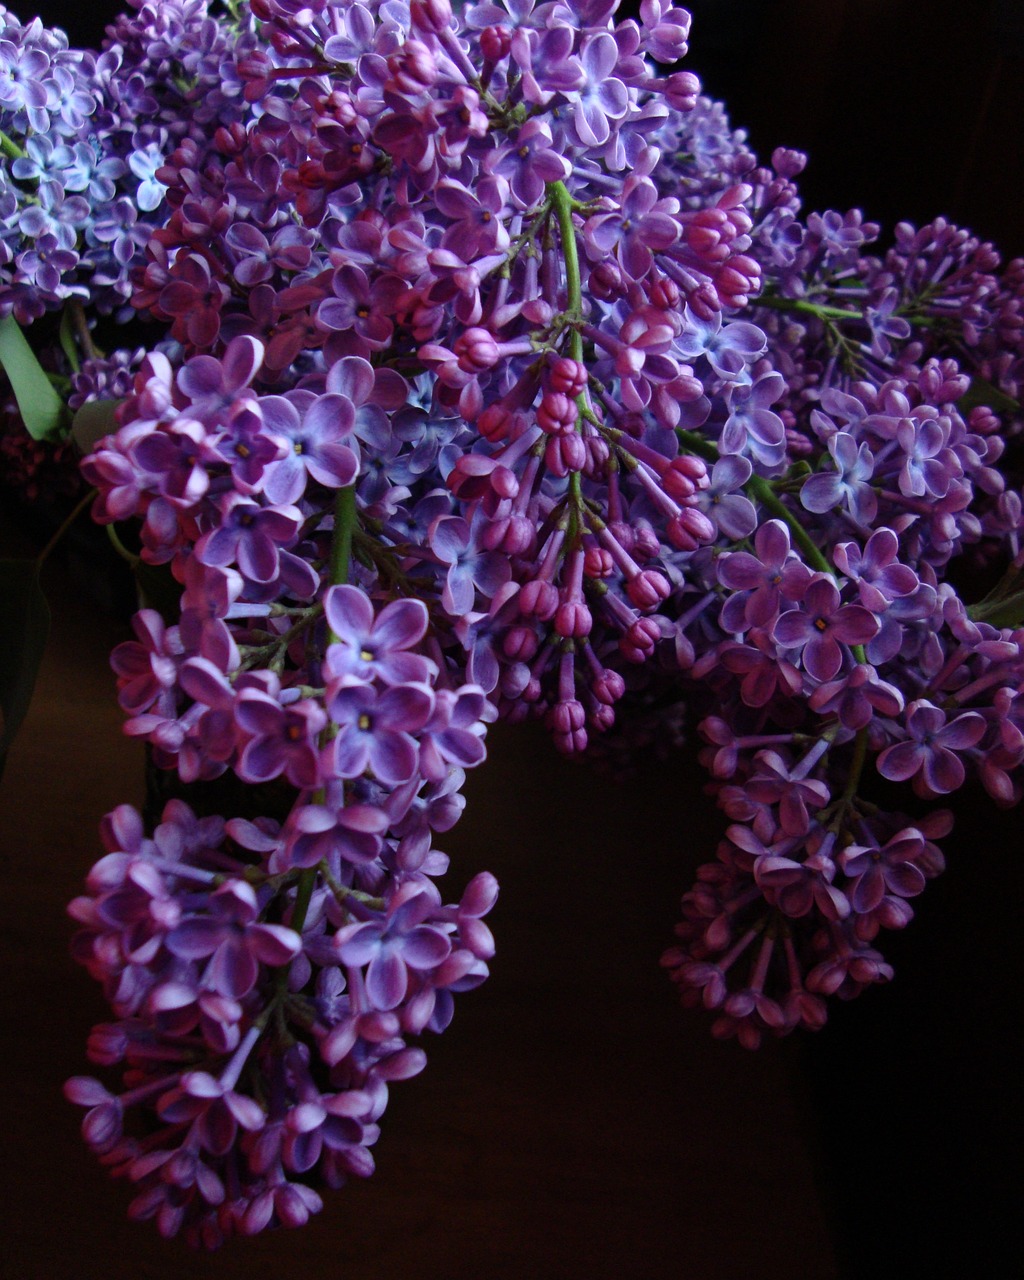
[590,703,615,733]
[632,521,660,560]
[550,698,586,735]
[455,327,500,372]
[545,434,586,476]
[627,568,671,610]
[772,146,807,178]
[584,547,614,578]
[585,437,611,475]
[537,391,577,436]
[548,356,587,397]
[589,260,622,300]
[668,507,715,549]
[498,514,535,556]
[478,402,512,442]
[480,24,512,61]
[504,624,540,661]
[555,599,592,638]
[648,275,682,310]
[620,616,660,663]
[664,70,700,111]
[608,519,636,553]
[388,39,438,94]
[593,669,626,705]
[519,579,558,619]
[409,0,452,35]
[661,454,709,499]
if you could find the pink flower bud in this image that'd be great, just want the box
[584,547,614,578]
[454,327,500,372]
[519,579,558,620]
[626,568,671,611]
[554,599,592,638]
[548,356,588,397]
[409,0,452,34]
[545,433,586,476]
[537,391,577,436]
[480,24,512,61]
[668,507,715,549]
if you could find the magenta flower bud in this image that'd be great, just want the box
[620,616,661,663]
[548,356,588,397]
[545,433,586,476]
[668,507,715,550]
[478,402,512,442]
[555,599,593,638]
[503,625,539,662]
[584,547,614,578]
[480,24,512,61]
[550,698,586,735]
[632,522,661,560]
[648,276,682,310]
[519,579,558,620]
[454,327,500,373]
[409,0,452,34]
[537,391,578,436]
[588,260,622,300]
[593,669,626,705]
[661,454,709,500]
[664,70,700,110]
[388,39,438,94]
[553,724,588,755]
[627,568,671,611]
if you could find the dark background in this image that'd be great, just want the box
[6,2,1024,1277]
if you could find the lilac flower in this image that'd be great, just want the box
[325,680,435,786]
[800,431,878,525]
[773,576,879,682]
[334,892,452,1011]
[838,828,928,914]
[166,881,302,1001]
[876,700,986,795]
[323,585,435,687]
[717,519,811,633]
[429,511,511,616]
[259,391,360,504]
[234,692,327,789]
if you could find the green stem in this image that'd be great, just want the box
[290,484,360,935]
[34,488,96,569]
[0,127,25,162]
[756,294,865,323]
[68,299,101,363]
[329,485,357,598]
[105,523,141,568]
[676,428,830,572]
[547,180,587,510]
[547,180,583,352]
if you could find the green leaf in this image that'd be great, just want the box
[0,559,51,783]
[58,305,81,373]
[0,314,70,441]
[71,399,121,454]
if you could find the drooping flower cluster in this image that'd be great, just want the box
[1,0,1019,1243]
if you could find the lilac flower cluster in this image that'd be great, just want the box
[0,2,255,320]
[1,0,1016,1241]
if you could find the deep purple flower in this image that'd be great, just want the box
[773,576,879,682]
[234,692,327,789]
[259,390,360,504]
[334,892,452,1011]
[323,585,434,687]
[325,681,435,785]
[876,700,986,795]
[166,880,302,1001]
[800,431,878,525]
